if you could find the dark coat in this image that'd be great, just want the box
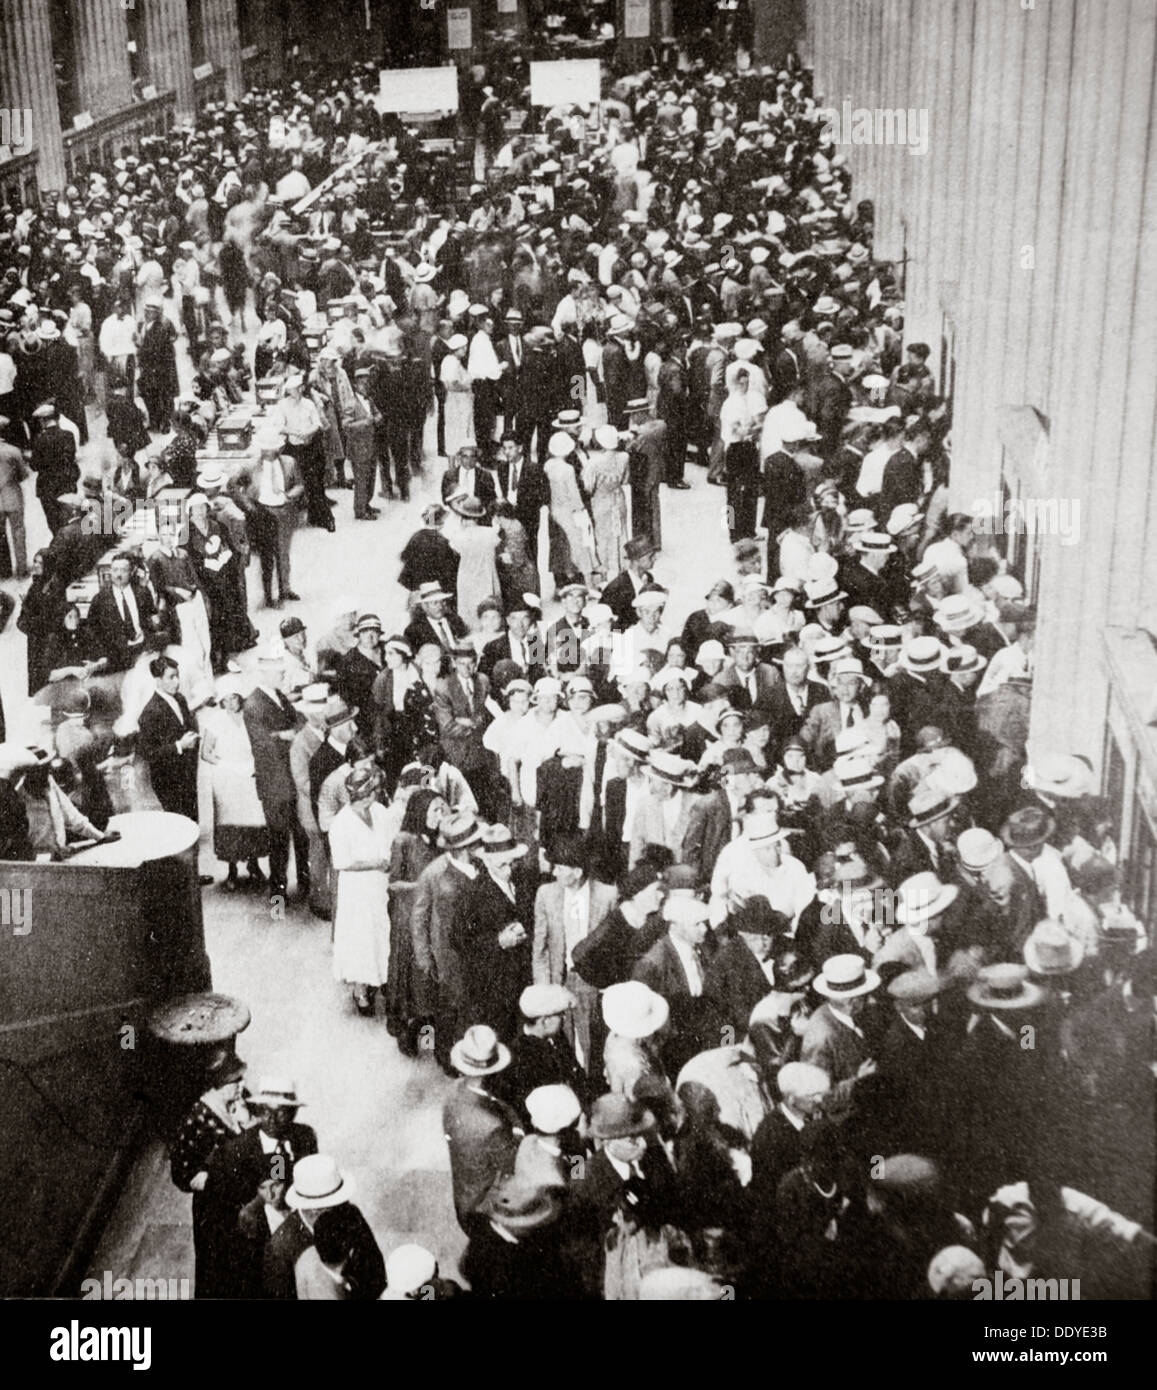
[442,1079,523,1232]
[263,1203,385,1300]
[137,689,198,817]
[86,581,160,672]
[242,687,300,820]
[600,568,653,632]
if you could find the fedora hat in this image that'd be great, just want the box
[1023,919,1084,976]
[417,580,452,603]
[478,823,528,861]
[1023,752,1092,801]
[602,981,669,1038]
[957,826,1004,872]
[286,1154,351,1210]
[449,494,486,520]
[482,1176,561,1233]
[624,535,656,560]
[894,872,959,925]
[614,728,653,762]
[385,1244,437,1297]
[804,577,847,609]
[450,1024,511,1076]
[412,262,437,283]
[526,1084,582,1135]
[589,1092,657,1139]
[814,953,880,999]
[1000,805,1056,850]
[966,963,1045,1012]
[519,983,576,1019]
[941,644,987,677]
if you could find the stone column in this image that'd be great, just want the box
[259,0,287,82]
[0,0,67,191]
[139,0,195,118]
[202,0,243,102]
[72,0,133,120]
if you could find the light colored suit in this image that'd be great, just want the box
[629,788,697,869]
[532,877,618,1072]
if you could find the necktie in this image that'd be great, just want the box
[438,619,452,647]
[843,705,853,729]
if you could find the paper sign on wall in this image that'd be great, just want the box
[378,66,459,113]
[529,59,601,108]
[624,0,650,39]
[497,0,518,11]
[447,6,473,49]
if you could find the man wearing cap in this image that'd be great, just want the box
[412,812,488,1072]
[623,399,669,550]
[810,342,854,462]
[800,657,871,771]
[749,1061,833,1254]
[28,402,78,535]
[203,1077,318,1298]
[244,656,310,902]
[443,1023,524,1235]
[263,1154,385,1301]
[501,984,591,1120]
[532,834,618,1073]
[800,955,881,1113]
[760,425,809,580]
[404,580,468,655]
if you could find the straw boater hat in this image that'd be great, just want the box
[804,577,847,609]
[450,1024,511,1076]
[966,963,1045,1011]
[941,645,987,678]
[478,823,528,862]
[833,753,884,794]
[1022,752,1093,800]
[647,750,698,788]
[906,783,958,829]
[813,954,881,999]
[247,1077,306,1109]
[956,827,1004,872]
[1023,919,1085,977]
[602,981,669,1038]
[898,636,945,674]
[286,1154,352,1210]
[935,593,985,634]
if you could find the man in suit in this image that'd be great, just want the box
[253,428,304,606]
[411,812,487,1072]
[761,428,809,578]
[878,417,931,521]
[544,581,589,677]
[889,638,956,757]
[861,970,946,1156]
[633,894,720,1074]
[516,328,565,466]
[810,343,854,463]
[443,1024,524,1235]
[628,751,699,869]
[0,416,28,579]
[890,784,959,883]
[137,655,203,830]
[430,319,454,458]
[766,645,829,751]
[531,834,618,1075]
[494,308,526,436]
[800,954,881,1115]
[683,747,761,887]
[263,1154,384,1300]
[499,984,592,1122]
[478,602,545,684]
[28,401,78,535]
[86,553,161,672]
[205,1078,318,1298]
[749,1061,832,1251]
[600,536,657,632]
[715,631,782,714]
[770,321,805,403]
[404,580,468,655]
[441,442,498,514]
[500,435,550,568]
[434,643,497,813]
[244,655,309,901]
[800,657,872,771]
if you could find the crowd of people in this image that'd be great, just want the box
[0,36,1154,1301]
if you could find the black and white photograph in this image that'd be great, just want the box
[0,0,1153,1352]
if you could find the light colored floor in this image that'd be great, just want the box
[1,294,737,1293]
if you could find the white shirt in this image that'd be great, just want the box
[113,584,142,641]
[976,643,1033,698]
[562,879,591,969]
[709,843,817,927]
[856,441,895,498]
[467,329,502,382]
[258,454,288,508]
[1009,845,1073,922]
[923,538,969,596]
[99,313,137,359]
[669,932,704,996]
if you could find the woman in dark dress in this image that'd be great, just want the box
[385,787,450,1053]
[371,638,439,793]
[42,603,105,685]
[17,550,66,693]
[169,1049,252,1299]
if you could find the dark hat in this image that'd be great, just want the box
[624,535,656,561]
[279,616,306,638]
[719,747,760,775]
[590,1093,656,1140]
[440,812,483,849]
[1000,805,1056,850]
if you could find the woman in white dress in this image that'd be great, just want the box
[439,334,474,459]
[448,495,502,631]
[328,766,397,1015]
[200,675,268,890]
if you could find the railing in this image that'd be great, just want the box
[62,90,178,184]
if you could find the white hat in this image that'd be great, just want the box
[661,895,711,925]
[813,954,880,999]
[519,983,576,1019]
[899,636,945,673]
[602,981,669,1038]
[286,1154,351,1210]
[526,1084,582,1134]
[594,424,621,450]
[385,1244,437,1296]
[894,872,959,925]
[956,826,1004,871]
[548,431,575,458]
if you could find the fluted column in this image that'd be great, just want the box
[259,0,287,81]
[202,0,243,102]
[139,0,195,119]
[72,0,133,120]
[0,0,67,192]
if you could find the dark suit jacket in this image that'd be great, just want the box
[682,788,734,886]
[442,1080,522,1231]
[86,581,159,672]
[799,698,870,771]
[404,608,468,655]
[30,425,78,499]
[434,670,492,771]
[441,464,497,511]
[263,1203,384,1300]
[137,690,198,801]
[765,679,829,749]
[478,630,545,684]
[886,670,955,755]
[601,569,653,632]
[243,687,300,813]
[750,1107,807,1232]
[715,661,782,714]
[544,614,588,675]
[511,459,550,537]
[878,447,922,519]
